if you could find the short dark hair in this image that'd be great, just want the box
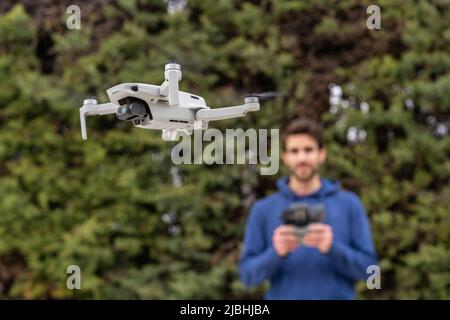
[281,119,323,150]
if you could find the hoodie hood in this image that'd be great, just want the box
[276,176,340,201]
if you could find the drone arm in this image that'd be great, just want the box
[80,100,117,140]
[195,97,259,122]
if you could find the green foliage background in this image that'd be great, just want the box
[0,0,449,299]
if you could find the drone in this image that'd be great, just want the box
[79,62,260,141]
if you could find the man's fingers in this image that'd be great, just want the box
[274,224,333,253]
[302,235,320,245]
[302,238,320,246]
[273,233,301,248]
[307,223,330,232]
[275,225,296,235]
[303,233,323,242]
[279,231,299,238]
[274,234,300,244]
[285,238,301,250]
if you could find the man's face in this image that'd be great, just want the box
[282,134,326,182]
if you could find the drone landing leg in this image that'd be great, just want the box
[80,99,117,140]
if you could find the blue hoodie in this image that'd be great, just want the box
[239,177,378,300]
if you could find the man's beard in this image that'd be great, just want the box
[290,163,319,182]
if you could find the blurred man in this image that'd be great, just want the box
[239,119,378,299]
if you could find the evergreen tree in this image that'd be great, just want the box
[0,0,448,299]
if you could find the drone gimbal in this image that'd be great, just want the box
[79,62,260,141]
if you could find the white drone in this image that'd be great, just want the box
[80,62,260,141]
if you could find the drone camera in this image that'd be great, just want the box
[116,98,151,122]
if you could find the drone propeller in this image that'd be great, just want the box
[244,91,287,102]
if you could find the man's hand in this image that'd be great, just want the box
[302,223,333,254]
[272,225,301,257]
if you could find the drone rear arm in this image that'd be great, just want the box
[195,97,259,121]
[80,99,117,140]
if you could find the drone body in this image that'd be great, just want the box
[80,63,260,141]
